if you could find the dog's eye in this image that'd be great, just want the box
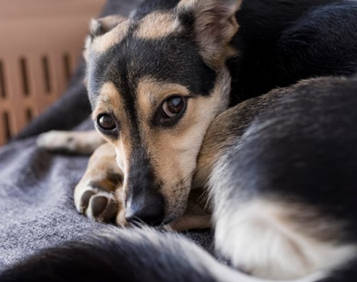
[162,96,186,118]
[153,96,188,127]
[97,114,116,131]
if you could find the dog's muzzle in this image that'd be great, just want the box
[125,191,165,226]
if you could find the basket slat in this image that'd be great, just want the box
[0,0,105,145]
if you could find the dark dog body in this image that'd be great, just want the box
[38,0,357,226]
[5,76,357,282]
[203,76,357,279]
[231,0,357,102]
[15,0,357,281]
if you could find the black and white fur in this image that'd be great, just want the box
[5,75,357,282]
[9,0,357,281]
[38,0,357,226]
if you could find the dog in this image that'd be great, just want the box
[15,0,357,280]
[37,0,357,230]
[5,75,357,282]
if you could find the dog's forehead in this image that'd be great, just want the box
[87,32,216,105]
[133,0,180,19]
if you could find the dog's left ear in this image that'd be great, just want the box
[89,15,127,38]
[177,0,241,68]
[83,15,127,63]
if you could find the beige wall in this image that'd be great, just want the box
[0,0,106,145]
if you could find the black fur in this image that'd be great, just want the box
[0,228,217,282]
[132,0,180,19]
[89,0,357,107]
[6,0,357,280]
[209,75,357,282]
[230,0,357,104]
[4,76,357,282]
[223,76,357,241]
[88,33,216,105]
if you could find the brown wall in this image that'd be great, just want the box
[0,0,105,145]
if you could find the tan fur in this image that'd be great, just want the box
[136,77,191,110]
[72,142,210,230]
[90,68,230,222]
[149,92,226,218]
[77,143,122,187]
[74,143,126,225]
[194,86,292,189]
[90,19,130,55]
[84,15,129,61]
[167,206,211,231]
[194,107,242,188]
[37,130,105,155]
[166,188,211,231]
[134,71,231,220]
[275,200,346,243]
[177,0,242,68]
[195,15,239,68]
[92,82,124,119]
[134,12,182,39]
[213,197,357,279]
[90,15,127,35]
[92,82,132,175]
[42,0,243,229]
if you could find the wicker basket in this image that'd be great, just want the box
[0,0,105,145]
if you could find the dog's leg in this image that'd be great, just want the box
[202,79,357,280]
[167,189,211,232]
[74,143,127,226]
[37,130,105,155]
[76,142,210,230]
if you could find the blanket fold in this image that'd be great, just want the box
[0,0,212,269]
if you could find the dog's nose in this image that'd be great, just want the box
[125,192,165,226]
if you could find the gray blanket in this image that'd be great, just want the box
[0,0,212,270]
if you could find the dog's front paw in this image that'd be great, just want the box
[74,143,128,226]
[74,182,120,223]
[37,130,74,152]
[37,130,104,154]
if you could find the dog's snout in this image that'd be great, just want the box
[125,192,165,226]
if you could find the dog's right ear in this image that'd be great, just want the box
[177,0,242,68]
[83,15,127,62]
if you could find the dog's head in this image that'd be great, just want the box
[85,0,241,225]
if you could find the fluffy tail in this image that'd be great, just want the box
[0,227,328,282]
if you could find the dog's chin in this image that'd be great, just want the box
[162,203,188,225]
[160,179,193,225]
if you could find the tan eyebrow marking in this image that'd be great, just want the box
[134,12,182,40]
[92,82,122,120]
[136,77,190,117]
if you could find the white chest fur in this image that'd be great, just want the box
[213,199,356,280]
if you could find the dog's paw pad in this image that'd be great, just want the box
[91,196,109,217]
[87,194,117,222]
[80,190,96,213]
[75,181,120,223]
